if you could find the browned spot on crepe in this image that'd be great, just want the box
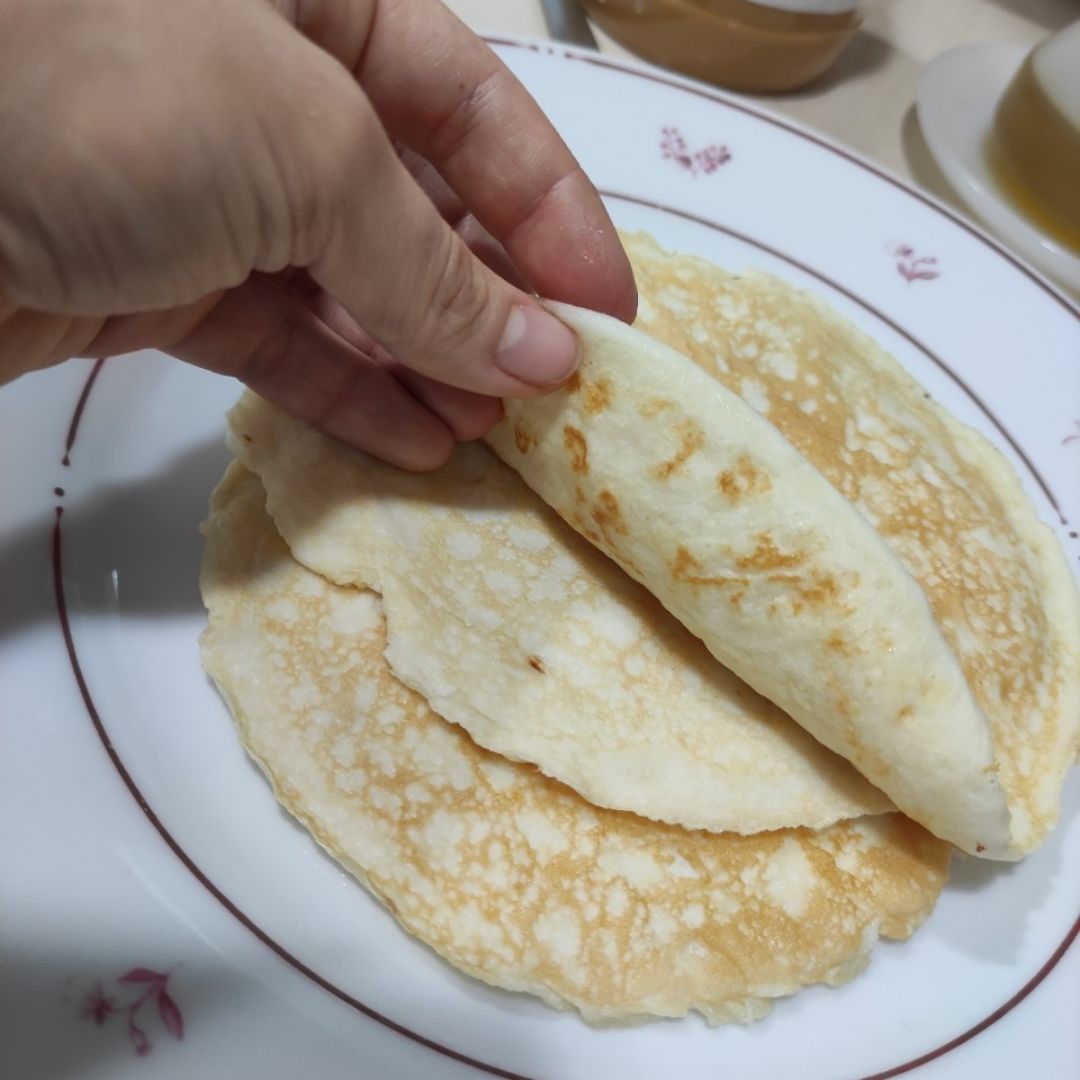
[564,425,589,475]
[734,534,806,573]
[652,419,706,479]
[591,489,628,542]
[639,398,676,420]
[717,456,772,502]
[514,423,536,454]
[670,545,745,590]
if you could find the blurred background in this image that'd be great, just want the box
[447,0,1080,294]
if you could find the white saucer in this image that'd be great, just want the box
[917,43,1080,296]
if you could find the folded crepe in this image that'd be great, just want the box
[228,392,889,834]
[488,234,1080,860]
[199,462,950,1024]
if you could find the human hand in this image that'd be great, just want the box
[0,0,636,468]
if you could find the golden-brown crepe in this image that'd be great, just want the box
[199,462,951,1024]
[227,392,890,835]
[488,234,1080,859]
[624,232,1080,852]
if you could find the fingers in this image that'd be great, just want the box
[401,146,528,290]
[391,365,503,442]
[283,0,636,322]
[0,303,97,383]
[398,146,469,228]
[354,0,637,323]
[87,275,459,471]
[0,0,627,457]
[45,266,500,466]
[306,84,581,398]
[304,290,504,441]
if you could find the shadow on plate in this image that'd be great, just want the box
[0,437,232,643]
[930,770,1079,965]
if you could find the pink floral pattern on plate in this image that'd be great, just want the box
[660,126,731,177]
[891,243,940,283]
[72,967,183,1056]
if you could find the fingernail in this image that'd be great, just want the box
[496,305,579,387]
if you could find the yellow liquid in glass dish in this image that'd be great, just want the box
[987,23,1080,257]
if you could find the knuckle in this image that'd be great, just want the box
[443,395,503,442]
[447,412,494,443]
[316,370,456,473]
[235,307,299,391]
[425,68,503,167]
[412,231,493,357]
[399,427,455,472]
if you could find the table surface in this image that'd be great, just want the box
[446,0,1078,216]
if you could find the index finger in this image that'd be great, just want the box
[350,0,637,323]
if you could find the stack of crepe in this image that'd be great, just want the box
[200,233,1080,1023]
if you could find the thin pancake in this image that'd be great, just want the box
[488,304,1013,857]
[623,231,1080,853]
[199,462,951,1024]
[228,392,890,834]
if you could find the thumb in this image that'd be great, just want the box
[305,90,579,398]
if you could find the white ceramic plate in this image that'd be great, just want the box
[3,38,1078,1080]
[916,43,1080,296]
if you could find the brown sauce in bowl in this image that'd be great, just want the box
[581,0,861,93]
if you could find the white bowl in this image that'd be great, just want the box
[917,43,1080,296]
